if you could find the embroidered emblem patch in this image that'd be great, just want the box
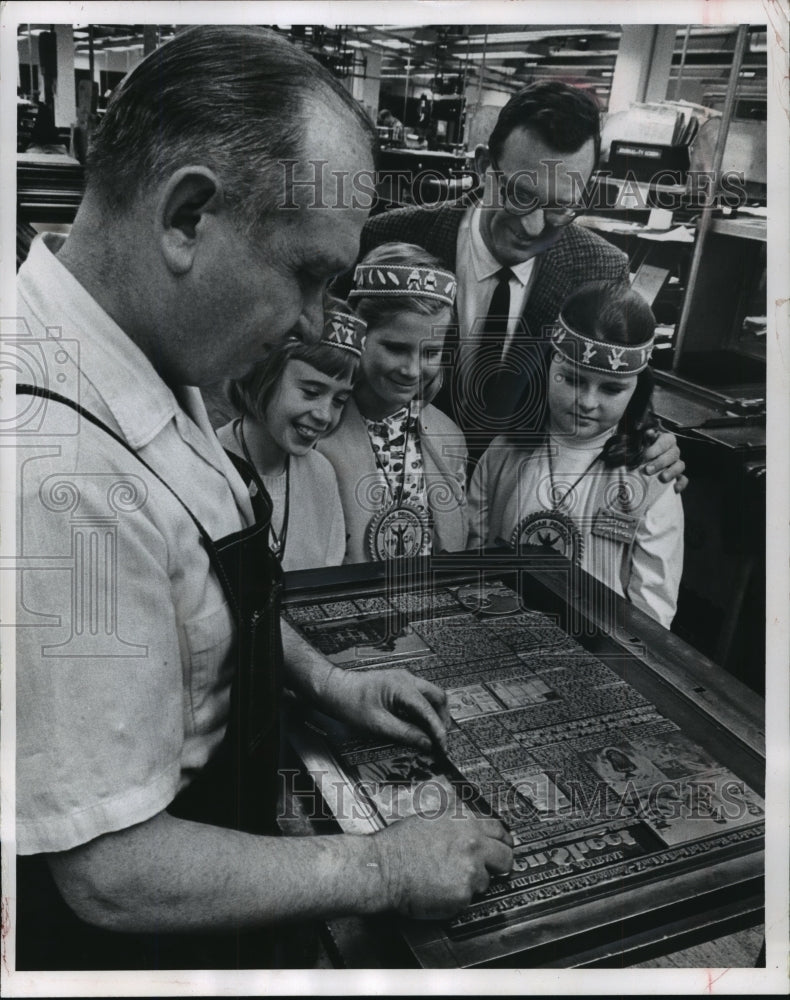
[510,510,583,565]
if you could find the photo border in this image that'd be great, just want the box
[1,1,787,995]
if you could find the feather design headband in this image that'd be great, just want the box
[321,309,368,356]
[551,314,654,376]
[349,263,457,306]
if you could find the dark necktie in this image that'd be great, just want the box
[458,267,512,454]
[486,266,513,330]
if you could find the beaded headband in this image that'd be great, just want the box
[349,263,457,306]
[322,309,368,356]
[551,314,654,376]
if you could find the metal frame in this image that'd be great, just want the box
[280,555,764,968]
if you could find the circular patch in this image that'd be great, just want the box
[367,503,431,560]
[510,510,584,564]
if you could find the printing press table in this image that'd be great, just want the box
[278,554,765,969]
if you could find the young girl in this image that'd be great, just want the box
[468,280,683,628]
[217,304,367,570]
[318,243,468,562]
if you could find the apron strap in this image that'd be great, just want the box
[17,383,282,787]
[15,384,290,968]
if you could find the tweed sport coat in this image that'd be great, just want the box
[355,194,630,343]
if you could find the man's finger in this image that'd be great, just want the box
[414,677,452,730]
[484,839,515,876]
[643,446,680,470]
[378,715,433,753]
[642,431,680,471]
[477,817,514,846]
[393,685,448,750]
[413,676,447,708]
[658,460,685,484]
[471,867,491,896]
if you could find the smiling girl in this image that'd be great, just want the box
[468,280,683,627]
[217,304,367,570]
[319,243,468,562]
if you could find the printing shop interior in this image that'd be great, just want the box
[16,22,768,693]
[16,24,770,967]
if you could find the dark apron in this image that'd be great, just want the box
[15,386,306,970]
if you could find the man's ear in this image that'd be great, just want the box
[473,144,491,181]
[157,166,224,275]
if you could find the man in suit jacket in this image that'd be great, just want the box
[356,81,684,483]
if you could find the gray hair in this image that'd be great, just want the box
[87,25,377,236]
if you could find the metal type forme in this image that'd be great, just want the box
[279,555,764,969]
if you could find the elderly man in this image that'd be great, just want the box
[14,26,512,971]
[357,81,684,482]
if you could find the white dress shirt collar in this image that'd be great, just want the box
[467,203,536,286]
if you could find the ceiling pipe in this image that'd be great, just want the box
[402,57,411,125]
[27,23,34,94]
[88,24,94,86]
[466,26,489,145]
[673,24,692,99]
[672,24,750,371]
[459,33,471,144]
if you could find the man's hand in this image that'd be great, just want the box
[46,807,511,931]
[372,812,514,920]
[643,428,687,493]
[323,667,451,753]
[282,622,449,751]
